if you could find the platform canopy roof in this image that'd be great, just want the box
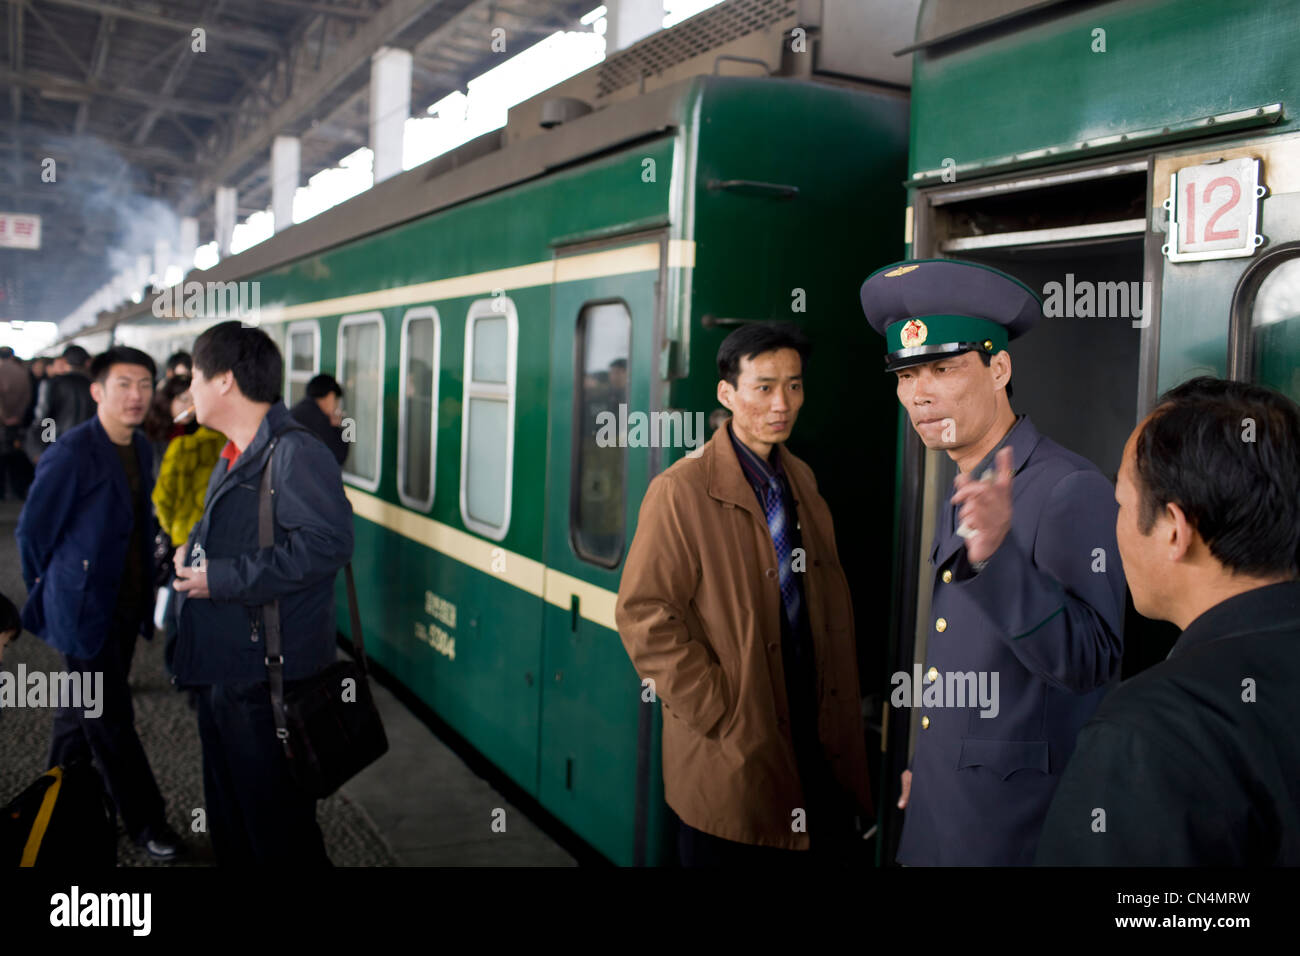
[0,0,598,326]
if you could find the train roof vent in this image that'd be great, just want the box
[595,0,797,98]
[900,0,1075,53]
[540,97,595,129]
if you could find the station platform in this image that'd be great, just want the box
[0,499,576,867]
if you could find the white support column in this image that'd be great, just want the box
[110,272,127,307]
[271,135,300,232]
[153,237,173,285]
[178,216,199,274]
[370,46,412,185]
[135,253,153,296]
[606,0,664,53]
[215,185,237,258]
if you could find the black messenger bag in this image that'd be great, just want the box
[259,431,389,799]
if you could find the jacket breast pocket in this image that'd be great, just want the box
[957,737,1050,780]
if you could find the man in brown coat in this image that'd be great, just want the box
[616,323,871,865]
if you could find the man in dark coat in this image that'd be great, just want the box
[861,259,1127,866]
[1037,378,1300,865]
[290,373,348,466]
[15,346,180,860]
[25,344,94,463]
[172,322,353,865]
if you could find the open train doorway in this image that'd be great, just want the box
[910,157,1181,674]
[954,239,1181,682]
[882,159,1183,860]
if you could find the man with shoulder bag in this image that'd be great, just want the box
[171,321,365,865]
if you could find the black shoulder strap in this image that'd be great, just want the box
[259,429,365,751]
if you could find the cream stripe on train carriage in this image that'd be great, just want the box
[345,486,621,632]
[145,239,694,330]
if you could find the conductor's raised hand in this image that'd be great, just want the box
[951,446,1014,566]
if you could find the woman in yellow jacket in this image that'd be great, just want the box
[153,409,225,549]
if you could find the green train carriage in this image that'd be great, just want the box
[883,0,1300,861]
[112,69,909,865]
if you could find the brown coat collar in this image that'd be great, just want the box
[701,421,807,524]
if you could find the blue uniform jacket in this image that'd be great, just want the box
[897,416,1126,866]
[171,402,354,686]
[16,414,156,658]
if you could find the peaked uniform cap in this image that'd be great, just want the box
[860,258,1043,371]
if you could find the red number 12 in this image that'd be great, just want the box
[1185,175,1242,245]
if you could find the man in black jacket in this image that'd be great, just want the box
[171,322,353,865]
[290,374,348,466]
[26,345,94,463]
[1037,377,1300,866]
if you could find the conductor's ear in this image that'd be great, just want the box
[992,350,1012,391]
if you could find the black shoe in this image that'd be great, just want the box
[139,824,184,862]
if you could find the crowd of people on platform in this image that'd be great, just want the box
[1,324,354,865]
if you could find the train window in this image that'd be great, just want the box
[286,321,319,407]
[337,312,385,492]
[398,307,440,511]
[571,301,630,567]
[460,298,517,540]
[1250,256,1300,403]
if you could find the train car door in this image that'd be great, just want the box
[885,158,1182,860]
[538,230,667,866]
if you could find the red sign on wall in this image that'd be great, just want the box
[0,213,41,250]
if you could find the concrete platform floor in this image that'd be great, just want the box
[0,499,575,867]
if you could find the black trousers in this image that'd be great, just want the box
[196,680,331,866]
[47,617,167,843]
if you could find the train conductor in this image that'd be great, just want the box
[860,259,1128,865]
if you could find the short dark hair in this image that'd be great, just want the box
[90,346,157,383]
[166,350,192,371]
[717,322,811,388]
[305,373,343,400]
[1133,376,1300,577]
[62,345,90,368]
[975,349,1013,400]
[192,321,282,403]
[0,346,14,360]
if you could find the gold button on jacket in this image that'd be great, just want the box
[936,617,947,632]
